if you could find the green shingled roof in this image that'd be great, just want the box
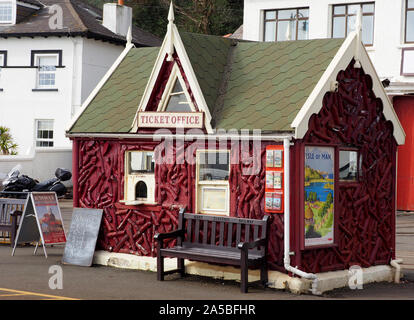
[69,33,344,134]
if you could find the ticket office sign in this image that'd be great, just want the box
[137,112,204,128]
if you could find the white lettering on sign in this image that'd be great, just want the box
[137,112,203,128]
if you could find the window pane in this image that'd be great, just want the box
[334,5,346,15]
[362,15,374,45]
[408,0,414,9]
[278,9,296,20]
[407,11,414,42]
[171,79,183,93]
[348,4,361,15]
[297,20,309,40]
[38,56,57,67]
[333,16,346,38]
[265,10,276,20]
[201,188,227,211]
[363,3,375,13]
[199,152,229,181]
[347,14,357,34]
[129,151,154,173]
[264,21,276,41]
[277,20,290,41]
[165,93,192,112]
[298,8,309,18]
[0,3,12,22]
[339,151,358,181]
[0,55,4,67]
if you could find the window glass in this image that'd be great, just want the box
[407,10,414,42]
[165,78,192,112]
[277,20,290,41]
[363,3,375,13]
[334,5,346,15]
[0,54,4,67]
[198,151,229,181]
[333,16,346,38]
[339,150,359,181]
[348,4,360,15]
[0,2,12,23]
[264,20,276,41]
[37,55,57,88]
[128,151,154,173]
[265,10,276,20]
[408,0,414,9]
[297,20,309,40]
[298,8,309,18]
[278,9,296,20]
[201,187,227,211]
[36,120,54,147]
[362,15,374,44]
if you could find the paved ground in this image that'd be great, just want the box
[0,199,413,300]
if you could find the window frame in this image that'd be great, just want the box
[0,1,13,24]
[157,63,196,112]
[331,2,375,46]
[31,50,62,90]
[263,7,309,42]
[196,149,230,216]
[338,147,362,183]
[35,119,54,148]
[405,0,414,44]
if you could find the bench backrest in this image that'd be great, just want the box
[0,198,26,226]
[178,210,269,256]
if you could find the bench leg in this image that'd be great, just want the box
[260,262,268,288]
[178,258,185,277]
[157,242,164,281]
[240,252,248,293]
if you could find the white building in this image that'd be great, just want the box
[242,0,414,210]
[0,0,160,181]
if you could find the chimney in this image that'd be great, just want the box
[102,1,132,38]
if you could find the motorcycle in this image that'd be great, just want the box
[1,165,72,198]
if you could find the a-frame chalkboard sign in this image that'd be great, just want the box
[12,192,66,258]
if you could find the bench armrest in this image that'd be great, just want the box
[154,229,185,242]
[237,238,267,251]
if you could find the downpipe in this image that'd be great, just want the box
[390,259,403,283]
[282,138,320,295]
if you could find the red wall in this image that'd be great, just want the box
[393,96,414,211]
[294,61,397,273]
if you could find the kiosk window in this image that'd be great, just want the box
[339,150,361,181]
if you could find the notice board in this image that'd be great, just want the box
[62,207,103,267]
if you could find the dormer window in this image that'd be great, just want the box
[158,63,195,112]
[0,1,13,24]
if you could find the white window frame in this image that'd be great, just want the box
[0,52,5,88]
[35,119,54,148]
[33,53,59,89]
[0,1,14,24]
[122,150,157,205]
[196,150,230,216]
[157,63,196,112]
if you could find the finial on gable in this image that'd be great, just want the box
[166,1,175,62]
[168,1,175,24]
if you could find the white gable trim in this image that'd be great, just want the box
[291,32,405,145]
[131,21,213,133]
[66,43,134,133]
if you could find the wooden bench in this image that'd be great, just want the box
[154,209,270,293]
[0,196,26,246]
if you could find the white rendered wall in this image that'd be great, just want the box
[0,36,124,155]
[243,0,413,84]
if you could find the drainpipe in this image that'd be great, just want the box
[283,138,320,295]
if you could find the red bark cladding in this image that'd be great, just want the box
[300,61,397,273]
[75,137,285,270]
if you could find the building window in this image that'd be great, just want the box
[124,151,156,204]
[196,150,230,215]
[339,149,361,181]
[31,51,62,89]
[0,51,6,88]
[0,2,13,24]
[332,3,375,45]
[263,8,309,42]
[35,120,54,147]
[406,0,414,43]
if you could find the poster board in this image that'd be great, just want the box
[62,208,103,267]
[304,146,335,247]
[265,145,284,213]
[12,192,66,258]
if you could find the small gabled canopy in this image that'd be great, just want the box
[67,3,405,145]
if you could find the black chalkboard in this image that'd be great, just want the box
[62,208,103,267]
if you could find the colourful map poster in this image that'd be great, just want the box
[304,146,334,247]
